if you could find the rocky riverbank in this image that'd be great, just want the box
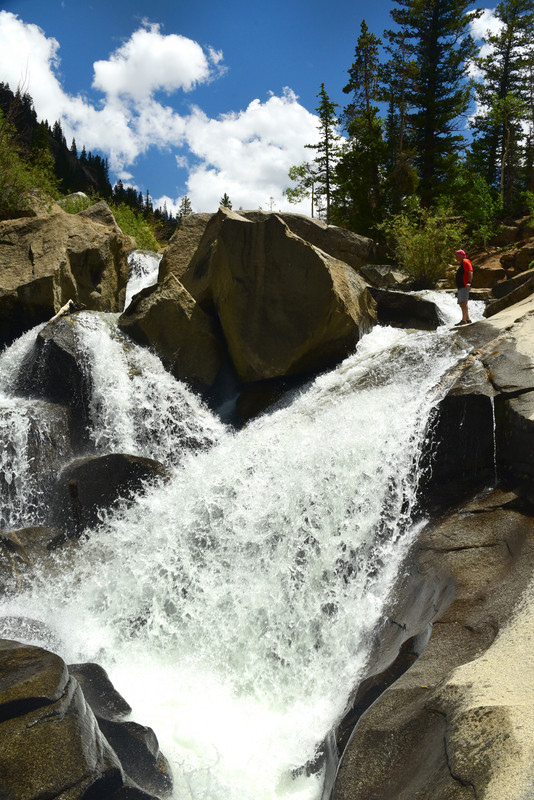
[2,201,534,799]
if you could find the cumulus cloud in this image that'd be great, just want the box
[0,12,319,214]
[92,22,218,101]
[181,89,321,213]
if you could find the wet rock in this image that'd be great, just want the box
[0,640,173,799]
[0,397,73,530]
[0,527,69,594]
[98,719,173,798]
[0,639,124,800]
[54,453,170,532]
[68,662,132,721]
[334,488,534,800]
[368,287,443,330]
[419,357,497,510]
[14,316,91,426]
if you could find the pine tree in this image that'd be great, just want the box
[387,0,479,205]
[306,83,341,222]
[334,20,387,234]
[284,162,319,217]
[470,0,534,211]
[220,192,232,208]
[178,195,193,219]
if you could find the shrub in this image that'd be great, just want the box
[110,203,159,252]
[58,193,94,214]
[382,204,465,288]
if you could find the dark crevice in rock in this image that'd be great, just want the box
[430,707,478,798]
[0,694,56,723]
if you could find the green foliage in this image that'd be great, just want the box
[284,162,319,217]
[442,168,502,248]
[0,110,58,219]
[220,193,232,209]
[306,84,342,222]
[178,195,193,218]
[111,203,160,251]
[58,193,95,214]
[381,203,465,288]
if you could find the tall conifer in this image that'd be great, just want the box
[387,0,479,205]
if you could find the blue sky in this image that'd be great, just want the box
[0,1,495,215]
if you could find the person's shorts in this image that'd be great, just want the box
[457,286,470,303]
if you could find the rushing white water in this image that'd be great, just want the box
[0,299,470,800]
[124,250,162,309]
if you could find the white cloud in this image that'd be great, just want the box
[92,22,215,101]
[182,89,321,213]
[470,8,504,41]
[468,8,505,78]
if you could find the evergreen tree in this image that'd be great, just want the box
[387,0,479,205]
[380,27,420,211]
[306,83,341,222]
[220,192,232,208]
[284,162,319,217]
[178,195,193,219]
[334,20,387,234]
[470,0,534,211]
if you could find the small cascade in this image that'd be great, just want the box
[124,250,162,309]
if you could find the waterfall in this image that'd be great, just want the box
[0,305,471,800]
[124,250,161,310]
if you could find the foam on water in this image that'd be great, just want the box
[0,300,469,800]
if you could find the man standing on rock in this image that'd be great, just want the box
[455,249,473,325]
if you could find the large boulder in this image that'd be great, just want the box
[368,287,443,330]
[118,275,225,392]
[242,210,374,271]
[182,212,376,383]
[0,205,134,346]
[158,213,213,282]
[54,452,170,532]
[120,210,376,388]
[0,639,124,799]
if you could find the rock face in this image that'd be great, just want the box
[118,275,225,391]
[158,212,213,282]
[0,205,134,346]
[0,639,172,799]
[334,293,534,800]
[54,452,170,532]
[120,209,376,388]
[242,210,374,270]
[334,488,534,800]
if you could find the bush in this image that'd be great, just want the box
[382,204,465,288]
[58,193,94,214]
[110,203,159,252]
